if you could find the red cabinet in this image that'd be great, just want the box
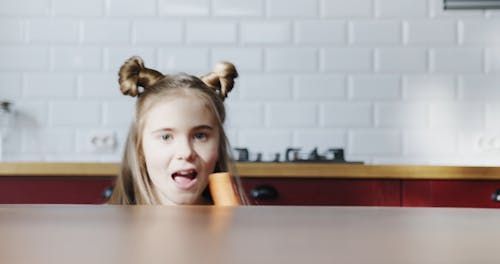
[0,176,114,204]
[2,175,500,208]
[402,180,500,208]
[240,178,401,206]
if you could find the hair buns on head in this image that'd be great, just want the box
[200,61,238,100]
[118,56,164,97]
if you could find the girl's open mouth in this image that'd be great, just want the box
[171,169,198,190]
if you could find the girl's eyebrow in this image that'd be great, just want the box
[194,125,214,130]
[151,127,173,134]
[151,125,214,133]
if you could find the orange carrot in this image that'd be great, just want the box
[209,172,241,206]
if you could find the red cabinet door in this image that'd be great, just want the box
[0,177,115,204]
[240,178,401,206]
[402,180,500,208]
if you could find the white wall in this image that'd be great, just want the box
[1,0,500,165]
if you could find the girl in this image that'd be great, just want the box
[108,56,246,205]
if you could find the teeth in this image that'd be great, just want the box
[178,170,193,175]
[173,169,197,178]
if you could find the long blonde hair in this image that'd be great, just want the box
[108,56,246,205]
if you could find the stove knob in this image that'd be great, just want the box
[250,185,278,201]
[491,189,500,202]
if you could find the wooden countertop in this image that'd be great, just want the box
[1,205,500,264]
[1,162,500,180]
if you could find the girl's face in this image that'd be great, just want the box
[141,93,220,205]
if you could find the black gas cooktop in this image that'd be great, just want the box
[233,147,363,164]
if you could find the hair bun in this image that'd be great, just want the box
[118,56,164,97]
[201,61,238,100]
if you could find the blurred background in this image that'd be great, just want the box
[1,0,500,165]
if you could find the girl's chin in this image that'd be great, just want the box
[164,190,204,205]
[156,180,209,205]
[171,197,201,205]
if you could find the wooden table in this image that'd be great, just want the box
[1,205,499,264]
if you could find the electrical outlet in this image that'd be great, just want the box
[477,135,500,152]
[88,131,116,153]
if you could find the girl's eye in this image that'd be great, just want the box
[161,134,171,141]
[194,132,208,141]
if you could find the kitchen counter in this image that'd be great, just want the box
[1,162,500,180]
[2,205,499,264]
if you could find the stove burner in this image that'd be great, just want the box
[233,147,363,164]
[286,147,344,162]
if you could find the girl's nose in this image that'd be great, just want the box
[175,138,195,160]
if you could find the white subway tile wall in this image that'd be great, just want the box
[485,48,500,72]
[158,0,210,16]
[375,0,428,18]
[294,75,346,99]
[0,47,49,71]
[376,48,427,72]
[0,74,22,99]
[349,21,401,44]
[241,22,291,44]
[350,75,401,100]
[1,0,51,16]
[28,19,80,44]
[322,48,372,72]
[23,73,76,98]
[404,20,457,44]
[322,0,373,18]
[53,0,104,16]
[186,21,237,43]
[1,0,500,165]
[213,0,264,17]
[294,21,346,44]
